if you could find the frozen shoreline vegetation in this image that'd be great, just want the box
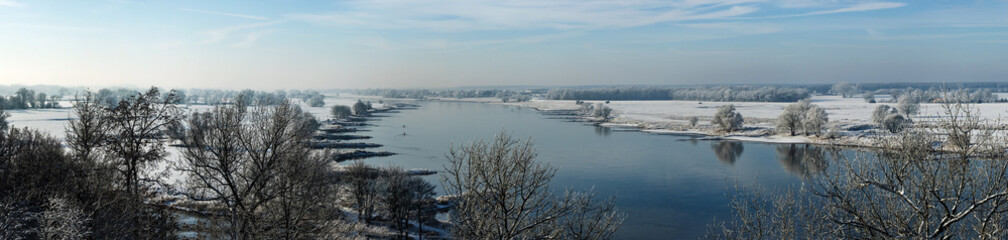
[419,94,1008,148]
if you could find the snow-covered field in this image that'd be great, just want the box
[4,96,377,186]
[499,95,1008,128]
[431,94,1008,146]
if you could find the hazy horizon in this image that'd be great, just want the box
[2,0,1006,89]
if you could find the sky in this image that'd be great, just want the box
[0,0,1006,90]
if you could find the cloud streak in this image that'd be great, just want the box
[290,0,763,31]
[744,2,907,19]
[0,0,23,7]
[198,21,283,45]
[180,8,269,20]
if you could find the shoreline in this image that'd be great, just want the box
[410,96,883,148]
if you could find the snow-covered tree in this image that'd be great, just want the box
[593,103,612,120]
[330,105,352,119]
[712,105,744,132]
[803,106,828,136]
[307,94,325,107]
[872,105,896,126]
[873,104,910,133]
[40,197,90,240]
[352,100,370,116]
[896,95,920,116]
[776,100,810,136]
[831,82,858,98]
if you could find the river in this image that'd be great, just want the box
[343,99,818,239]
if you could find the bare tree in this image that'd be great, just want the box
[347,161,381,225]
[179,100,338,238]
[560,190,624,240]
[381,167,413,238]
[102,87,182,195]
[66,91,108,168]
[408,175,436,240]
[0,108,8,133]
[708,104,1008,239]
[40,196,90,240]
[443,131,624,239]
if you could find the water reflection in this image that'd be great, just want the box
[711,141,744,165]
[594,126,611,136]
[775,144,828,178]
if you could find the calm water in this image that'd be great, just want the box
[353,100,814,239]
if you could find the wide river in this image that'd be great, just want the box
[350,99,815,239]
[6,98,818,239]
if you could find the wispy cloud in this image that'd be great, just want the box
[746,2,906,19]
[0,0,23,7]
[180,8,269,20]
[802,2,905,16]
[231,31,274,48]
[198,21,283,45]
[0,23,111,32]
[289,0,762,31]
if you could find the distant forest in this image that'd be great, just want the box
[545,86,811,102]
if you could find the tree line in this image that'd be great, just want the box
[546,86,811,102]
[0,88,62,110]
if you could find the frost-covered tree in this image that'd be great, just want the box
[831,82,858,98]
[776,100,810,136]
[307,94,325,107]
[102,88,182,196]
[863,91,876,103]
[872,105,897,127]
[688,116,699,128]
[0,108,9,133]
[330,105,352,119]
[593,103,612,120]
[352,100,370,116]
[40,197,90,240]
[896,94,920,116]
[872,104,911,133]
[443,131,625,239]
[712,105,744,132]
[803,106,828,136]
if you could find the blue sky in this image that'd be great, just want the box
[0,0,1006,89]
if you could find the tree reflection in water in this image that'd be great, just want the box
[707,131,1008,239]
[711,141,744,165]
[594,126,611,136]
[775,144,829,178]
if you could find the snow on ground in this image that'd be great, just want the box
[3,95,388,188]
[499,95,1008,128]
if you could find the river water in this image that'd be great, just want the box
[347,100,818,239]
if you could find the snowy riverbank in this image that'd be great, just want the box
[425,95,1008,148]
